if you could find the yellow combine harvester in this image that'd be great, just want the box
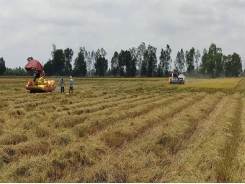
[169,68,185,84]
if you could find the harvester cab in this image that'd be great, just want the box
[169,68,185,84]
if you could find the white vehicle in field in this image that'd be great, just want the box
[169,68,185,84]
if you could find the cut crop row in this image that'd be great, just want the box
[50,95,163,129]
[71,93,193,137]
[162,93,242,182]
[84,92,224,182]
[100,92,207,148]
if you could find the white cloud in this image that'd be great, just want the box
[0,0,245,69]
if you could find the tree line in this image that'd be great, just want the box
[0,42,243,77]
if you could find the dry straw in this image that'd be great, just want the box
[0,77,245,182]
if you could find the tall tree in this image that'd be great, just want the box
[207,43,217,77]
[156,63,163,77]
[200,43,224,77]
[130,47,138,76]
[43,59,53,76]
[159,49,165,76]
[94,48,108,77]
[174,49,185,73]
[130,57,137,77]
[111,51,119,76]
[214,48,223,77]
[52,49,64,75]
[141,58,147,77]
[137,42,146,73]
[100,48,107,58]
[95,56,108,77]
[159,44,172,77]
[180,49,185,72]
[118,50,126,76]
[86,51,92,76]
[63,48,73,75]
[79,47,93,76]
[0,57,6,75]
[224,55,232,77]
[194,49,201,76]
[91,50,95,70]
[200,48,208,75]
[231,52,242,77]
[185,47,195,75]
[146,45,157,77]
[73,50,87,77]
[124,50,136,77]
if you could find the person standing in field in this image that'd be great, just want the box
[59,77,65,93]
[69,76,74,94]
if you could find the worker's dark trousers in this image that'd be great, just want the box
[61,87,64,93]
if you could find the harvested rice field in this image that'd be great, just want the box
[0,76,245,182]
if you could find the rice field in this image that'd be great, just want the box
[0,76,245,182]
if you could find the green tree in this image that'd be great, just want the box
[63,48,73,75]
[0,57,6,75]
[140,58,147,77]
[95,56,108,77]
[159,49,165,76]
[130,58,137,77]
[73,50,87,77]
[207,43,218,77]
[86,51,93,76]
[231,52,242,77]
[174,49,185,73]
[137,42,146,74]
[129,47,137,76]
[224,55,232,77]
[146,45,157,77]
[94,48,108,77]
[43,59,53,76]
[124,50,131,77]
[159,44,172,77]
[53,49,65,75]
[185,47,195,75]
[3,67,27,76]
[200,48,208,75]
[118,50,126,76]
[111,51,119,76]
[51,44,65,76]
[195,49,201,76]
[156,63,163,77]
[125,50,135,77]
[214,49,223,77]
[200,43,223,78]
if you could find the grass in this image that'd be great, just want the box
[0,76,245,182]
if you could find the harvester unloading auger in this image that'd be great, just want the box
[169,68,185,84]
[25,58,56,93]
